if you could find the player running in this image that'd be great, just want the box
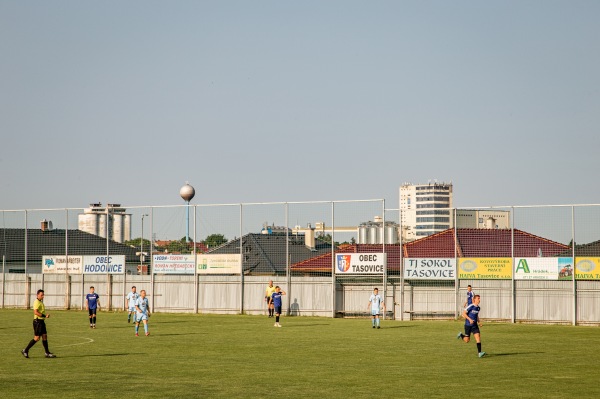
[134,290,151,336]
[368,288,385,329]
[126,286,139,323]
[457,294,486,358]
[269,286,286,327]
[463,285,475,308]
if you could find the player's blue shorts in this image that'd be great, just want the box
[371,309,380,316]
[464,324,480,336]
[136,313,148,322]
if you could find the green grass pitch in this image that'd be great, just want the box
[1,309,599,398]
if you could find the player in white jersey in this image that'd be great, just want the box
[368,288,385,329]
[134,290,151,336]
[126,286,139,323]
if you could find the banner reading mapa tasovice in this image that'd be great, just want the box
[153,254,195,274]
[458,258,512,279]
[83,255,125,274]
[42,256,83,274]
[403,258,455,280]
[335,253,386,274]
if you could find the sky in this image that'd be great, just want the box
[1,1,599,214]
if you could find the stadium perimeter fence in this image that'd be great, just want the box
[1,202,600,326]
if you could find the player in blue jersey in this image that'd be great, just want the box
[463,285,475,308]
[368,288,385,329]
[457,294,486,358]
[269,286,286,327]
[126,286,140,323]
[85,286,100,329]
[134,290,151,336]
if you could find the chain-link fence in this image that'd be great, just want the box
[1,202,599,325]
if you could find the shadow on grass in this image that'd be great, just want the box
[382,325,416,329]
[156,332,206,337]
[485,352,545,357]
[59,353,144,358]
[284,324,332,328]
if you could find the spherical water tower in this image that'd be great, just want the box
[180,182,195,242]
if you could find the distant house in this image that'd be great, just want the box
[154,240,208,254]
[0,228,140,274]
[291,228,570,274]
[206,233,332,275]
[557,240,600,257]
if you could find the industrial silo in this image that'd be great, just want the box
[358,224,369,244]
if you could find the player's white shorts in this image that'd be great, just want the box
[136,313,148,322]
[128,306,137,312]
[371,309,380,316]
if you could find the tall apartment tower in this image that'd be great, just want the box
[399,182,453,241]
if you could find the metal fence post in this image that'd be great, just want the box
[331,201,335,318]
[511,207,515,323]
[240,204,244,314]
[572,205,576,326]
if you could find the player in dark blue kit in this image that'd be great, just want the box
[457,294,485,358]
[269,286,286,327]
[85,286,100,329]
[463,285,474,308]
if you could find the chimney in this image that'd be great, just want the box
[305,224,315,249]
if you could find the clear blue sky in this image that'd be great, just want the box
[1,1,599,211]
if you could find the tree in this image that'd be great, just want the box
[125,237,152,250]
[203,234,227,248]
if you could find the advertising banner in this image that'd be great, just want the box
[514,257,573,280]
[458,258,512,279]
[153,254,195,274]
[335,253,386,274]
[575,257,600,280]
[197,254,242,274]
[403,258,455,280]
[42,256,83,274]
[83,255,126,274]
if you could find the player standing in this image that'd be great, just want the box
[134,289,151,336]
[270,286,286,327]
[85,286,100,329]
[265,280,276,318]
[21,289,56,358]
[463,285,474,308]
[457,294,486,358]
[368,288,385,329]
[126,286,139,323]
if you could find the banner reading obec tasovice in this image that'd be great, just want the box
[335,253,386,274]
[403,258,455,280]
[458,258,512,279]
[42,256,83,274]
[83,255,125,274]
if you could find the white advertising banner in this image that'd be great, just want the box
[83,255,126,274]
[403,258,455,280]
[197,254,242,274]
[335,253,386,274]
[514,257,573,280]
[42,256,83,274]
[153,254,195,274]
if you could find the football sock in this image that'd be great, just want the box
[135,325,139,333]
[25,339,37,352]
[372,318,375,326]
[275,316,280,323]
[144,324,148,334]
[459,334,464,339]
[477,343,482,352]
[93,317,96,324]
[42,340,50,353]
[376,318,380,326]
[128,314,131,321]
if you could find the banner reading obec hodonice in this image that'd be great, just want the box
[458,258,512,279]
[153,254,195,274]
[335,253,386,274]
[197,254,242,274]
[83,255,125,274]
[42,256,83,274]
[514,257,573,280]
[403,258,455,280]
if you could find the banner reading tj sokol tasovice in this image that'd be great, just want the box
[403,258,455,280]
[83,255,125,274]
[335,253,386,274]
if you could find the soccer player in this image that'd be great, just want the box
[269,286,286,327]
[368,288,385,329]
[21,289,56,358]
[457,294,486,358]
[85,286,100,329]
[126,286,139,323]
[134,289,151,336]
[463,285,475,308]
[265,280,276,318]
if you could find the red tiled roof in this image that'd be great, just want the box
[292,244,402,273]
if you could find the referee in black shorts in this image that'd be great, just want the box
[21,289,56,358]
